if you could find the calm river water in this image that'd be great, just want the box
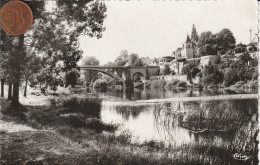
[76,87,258,163]
[85,87,257,101]
[82,88,258,145]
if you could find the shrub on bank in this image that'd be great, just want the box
[63,97,102,118]
[151,80,166,88]
[229,81,246,89]
[242,80,258,89]
[177,81,187,88]
[93,79,107,88]
[150,77,159,81]
[164,80,187,89]
[134,81,144,89]
[249,80,258,89]
[164,80,180,89]
[144,80,151,88]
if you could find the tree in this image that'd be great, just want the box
[22,53,42,97]
[0,0,46,105]
[117,50,129,61]
[65,69,80,88]
[81,56,100,84]
[128,54,143,66]
[141,57,151,66]
[115,50,129,66]
[191,24,199,43]
[216,29,236,51]
[182,59,201,83]
[0,32,22,103]
[82,56,100,66]
[197,31,215,56]
[197,29,236,56]
[0,1,107,105]
[160,64,171,75]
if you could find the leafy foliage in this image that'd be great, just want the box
[65,69,80,87]
[191,24,199,43]
[197,29,236,56]
[160,64,171,75]
[128,54,143,66]
[105,50,147,67]
[1,1,107,102]
[182,59,201,83]
[81,56,100,83]
[164,80,187,89]
[93,79,107,88]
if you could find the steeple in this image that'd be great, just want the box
[186,34,191,43]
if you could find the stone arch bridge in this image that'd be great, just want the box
[79,66,160,87]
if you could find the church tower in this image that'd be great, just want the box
[185,34,194,59]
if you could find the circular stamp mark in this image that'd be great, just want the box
[0,0,33,35]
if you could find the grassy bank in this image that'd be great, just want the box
[1,96,258,165]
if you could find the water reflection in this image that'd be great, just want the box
[85,87,257,101]
[101,99,258,159]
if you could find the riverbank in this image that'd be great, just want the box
[0,84,258,165]
[0,98,169,165]
[136,93,258,103]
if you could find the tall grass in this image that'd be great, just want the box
[153,99,258,165]
[62,97,102,118]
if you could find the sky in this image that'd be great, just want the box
[76,0,258,64]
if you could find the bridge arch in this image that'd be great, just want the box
[130,68,147,80]
[81,68,126,85]
[132,72,145,82]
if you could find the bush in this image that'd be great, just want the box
[63,97,102,118]
[160,64,171,75]
[65,69,80,88]
[144,80,151,88]
[250,80,258,89]
[251,69,258,80]
[164,80,187,89]
[150,77,159,81]
[192,83,203,88]
[103,75,116,86]
[134,81,144,89]
[245,80,258,89]
[93,79,107,88]
[232,81,245,88]
[177,81,187,88]
[151,80,166,88]
[202,71,223,85]
[164,80,180,89]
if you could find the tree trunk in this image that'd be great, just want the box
[8,82,12,100]
[12,35,24,106]
[1,78,5,97]
[24,80,28,97]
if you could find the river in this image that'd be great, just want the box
[76,87,258,163]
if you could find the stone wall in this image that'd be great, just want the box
[152,75,200,84]
[200,55,218,67]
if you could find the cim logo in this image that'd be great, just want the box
[233,153,251,161]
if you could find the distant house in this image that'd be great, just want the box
[158,56,175,68]
[149,58,159,66]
